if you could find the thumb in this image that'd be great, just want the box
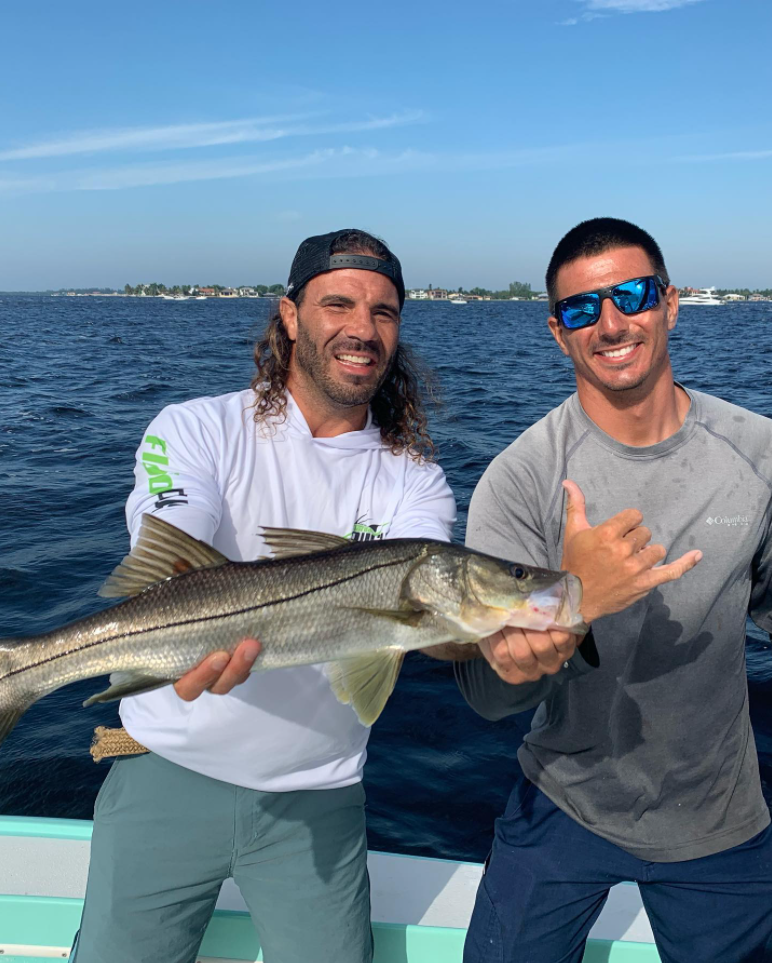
[563,479,590,535]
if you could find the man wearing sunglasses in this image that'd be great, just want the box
[457,217,772,963]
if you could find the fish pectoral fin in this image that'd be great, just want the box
[98,513,229,598]
[260,527,350,559]
[83,671,173,707]
[0,706,29,748]
[326,649,405,728]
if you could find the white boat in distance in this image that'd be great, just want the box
[449,298,468,305]
[679,287,725,305]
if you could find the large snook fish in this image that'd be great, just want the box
[0,514,586,746]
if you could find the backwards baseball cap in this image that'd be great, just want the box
[286,228,405,308]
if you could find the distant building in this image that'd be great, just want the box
[408,290,429,300]
[427,289,448,300]
[199,287,217,297]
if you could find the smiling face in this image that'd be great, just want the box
[281,266,401,413]
[548,245,679,398]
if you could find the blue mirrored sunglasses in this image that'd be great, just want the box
[555,275,666,330]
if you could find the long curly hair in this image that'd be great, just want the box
[250,234,438,461]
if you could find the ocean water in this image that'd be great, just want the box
[0,294,770,862]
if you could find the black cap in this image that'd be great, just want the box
[286,229,405,307]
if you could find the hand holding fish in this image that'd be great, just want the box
[174,639,262,701]
[560,480,702,623]
[478,626,577,684]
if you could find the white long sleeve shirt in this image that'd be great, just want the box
[119,388,456,791]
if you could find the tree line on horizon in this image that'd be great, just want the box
[715,288,772,298]
[123,282,287,297]
[122,281,539,299]
[11,280,772,299]
[422,281,539,299]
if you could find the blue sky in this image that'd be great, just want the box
[1,0,770,290]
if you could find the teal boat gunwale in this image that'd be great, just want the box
[0,894,662,961]
[0,816,93,840]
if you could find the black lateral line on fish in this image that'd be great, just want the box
[0,553,422,683]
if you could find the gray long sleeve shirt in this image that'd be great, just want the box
[456,386,772,861]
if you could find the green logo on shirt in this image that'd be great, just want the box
[142,435,173,494]
[346,521,389,542]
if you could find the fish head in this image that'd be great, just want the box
[404,547,586,638]
[460,553,587,636]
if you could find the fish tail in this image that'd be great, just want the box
[0,639,37,749]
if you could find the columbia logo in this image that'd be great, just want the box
[705,515,751,527]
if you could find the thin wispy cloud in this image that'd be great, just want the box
[0,111,424,162]
[584,0,706,10]
[77,149,342,190]
[672,148,772,163]
[0,147,386,194]
[0,144,574,195]
[0,116,308,161]
[1,133,767,198]
[562,0,707,23]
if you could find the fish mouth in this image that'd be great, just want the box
[555,573,585,632]
[517,573,584,633]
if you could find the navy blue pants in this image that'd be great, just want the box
[464,774,772,963]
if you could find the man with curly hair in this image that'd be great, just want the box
[71,229,456,963]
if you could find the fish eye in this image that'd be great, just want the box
[511,565,528,580]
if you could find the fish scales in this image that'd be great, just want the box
[0,514,586,740]
[1,540,430,701]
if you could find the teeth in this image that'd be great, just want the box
[599,344,636,359]
[337,354,371,366]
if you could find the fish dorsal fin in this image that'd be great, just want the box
[98,513,229,598]
[261,527,350,559]
[326,648,405,727]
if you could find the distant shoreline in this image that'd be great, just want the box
[2,287,772,303]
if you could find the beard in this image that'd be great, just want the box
[293,320,394,408]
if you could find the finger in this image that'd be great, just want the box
[479,636,531,684]
[601,507,645,539]
[632,543,668,571]
[562,479,590,538]
[485,630,531,673]
[484,629,542,681]
[174,651,231,702]
[624,526,652,552]
[547,629,578,658]
[646,550,703,587]
[208,639,262,695]
[504,628,554,674]
[518,628,569,674]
